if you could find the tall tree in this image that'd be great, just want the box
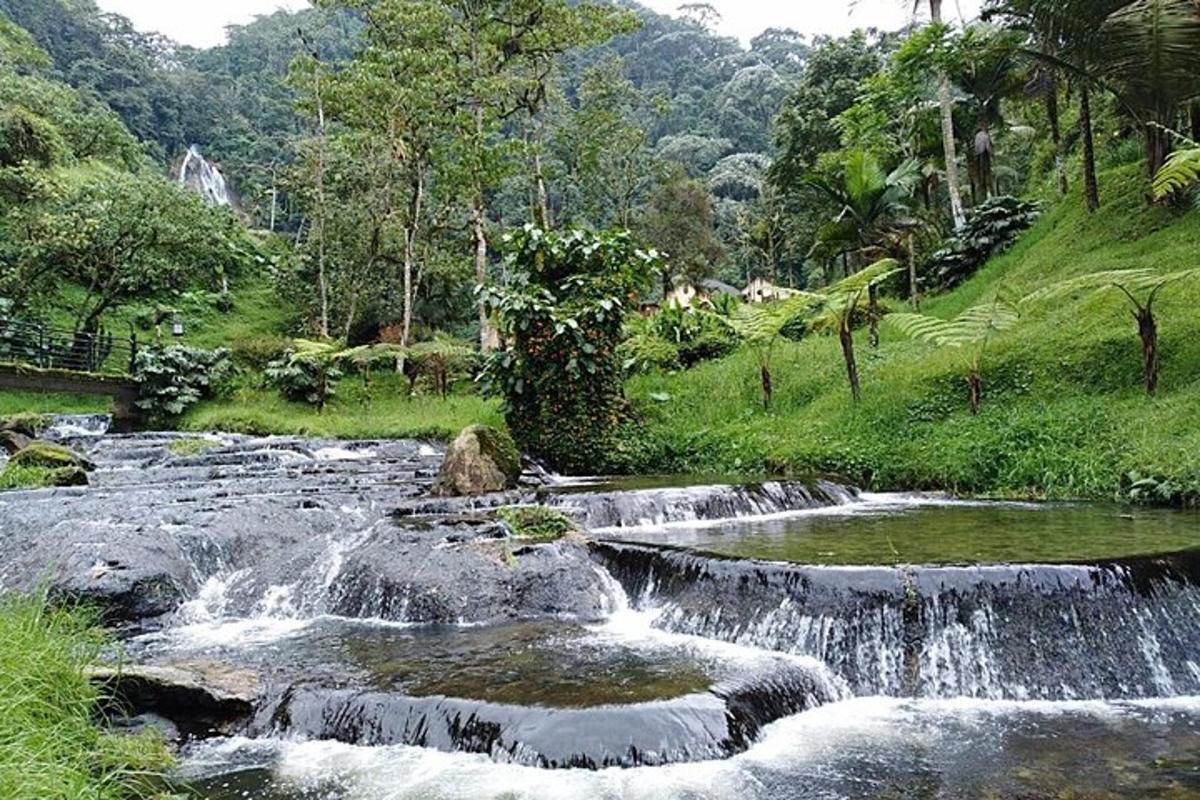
[919,0,969,229]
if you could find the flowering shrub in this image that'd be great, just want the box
[478,226,663,474]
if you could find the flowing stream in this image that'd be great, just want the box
[3,419,1199,798]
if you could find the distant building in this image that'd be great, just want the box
[742,277,801,304]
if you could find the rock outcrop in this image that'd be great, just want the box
[433,425,521,496]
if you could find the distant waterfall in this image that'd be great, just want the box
[175,145,234,207]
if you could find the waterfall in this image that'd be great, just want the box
[176,145,234,207]
[544,480,859,531]
[592,541,1200,701]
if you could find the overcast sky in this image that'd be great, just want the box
[95,0,983,49]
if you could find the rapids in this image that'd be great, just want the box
[1,417,1198,798]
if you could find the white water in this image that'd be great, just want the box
[177,145,233,207]
[181,694,1200,799]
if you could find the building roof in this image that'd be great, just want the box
[698,278,741,296]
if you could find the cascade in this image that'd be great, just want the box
[175,145,235,207]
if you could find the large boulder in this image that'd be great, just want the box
[433,425,521,497]
[9,441,94,471]
[0,413,49,438]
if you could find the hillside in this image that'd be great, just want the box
[625,166,1200,505]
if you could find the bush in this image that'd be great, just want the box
[652,306,740,367]
[133,345,233,419]
[618,332,682,374]
[229,335,292,370]
[479,226,663,474]
[265,350,344,409]
[924,196,1041,292]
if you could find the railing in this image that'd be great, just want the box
[0,316,137,376]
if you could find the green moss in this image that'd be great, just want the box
[0,464,87,490]
[469,424,522,482]
[0,413,50,436]
[498,506,576,542]
[167,437,219,457]
[9,441,84,469]
[0,594,173,798]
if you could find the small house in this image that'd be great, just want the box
[742,277,801,304]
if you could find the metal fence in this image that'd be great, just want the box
[0,317,137,376]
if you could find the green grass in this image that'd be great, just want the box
[166,438,220,457]
[0,391,108,417]
[182,372,501,441]
[627,166,1200,505]
[498,506,577,542]
[0,464,61,490]
[0,594,172,799]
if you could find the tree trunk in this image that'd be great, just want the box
[313,65,330,339]
[1191,102,1200,143]
[1046,72,1068,196]
[402,172,424,351]
[533,147,551,230]
[868,284,880,349]
[1145,123,1171,184]
[1080,82,1100,213]
[840,325,861,402]
[1136,306,1159,397]
[760,363,772,410]
[967,371,983,415]
[473,199,498,351]
[931,0,966,230]
[907,234,921,311]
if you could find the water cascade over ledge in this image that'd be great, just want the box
[592,540,1200,700]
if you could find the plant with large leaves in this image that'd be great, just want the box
[887,297,1019,413]
[1099,0,1200,181]
[808,258,904,402]
[732,292,821,409]
[1024,268,1200,396]
[1152,135,1200,199]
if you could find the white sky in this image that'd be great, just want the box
[95,0,983,49]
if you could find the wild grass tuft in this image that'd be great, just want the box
[0,593,173,799]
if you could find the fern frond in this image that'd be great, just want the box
[1153,146,1200,199]
[733,294,821,343]
[1023,268,1200,306]
[887,300,1019,348]
[824,258,903,296]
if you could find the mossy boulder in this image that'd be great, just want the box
[433,425,521,497]
[0,413,50,438]
[0,463,88,489]
[497,506,577,542]
[9,441,93,471]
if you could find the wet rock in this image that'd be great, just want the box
[0,429,33,455]
[91,662,261,737]
[0,412,50,438]
[433,425,520,497]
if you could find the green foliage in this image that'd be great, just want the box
[0,464,69,490]
[265,340,346,410]
[0,412,49,435]
[1152,141,1200,199]
[133,345,233,419]
[0,593,173,798]
[182,372,501,440]
[497,506,576,542]
[480,226,663,474]
[924,196,1041,292]
[618,331,682,374]
[651,305,740,367]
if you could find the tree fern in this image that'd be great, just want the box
[1152,143,1200,199]
[1023,267,1200,395]
[887,298,1020,412]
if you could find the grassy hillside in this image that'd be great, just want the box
[627,166,1200,504]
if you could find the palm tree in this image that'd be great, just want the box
[807,152,919,341]
[888,297,1019,413]
[733,293,821,409]
[1099,0,1200,180]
